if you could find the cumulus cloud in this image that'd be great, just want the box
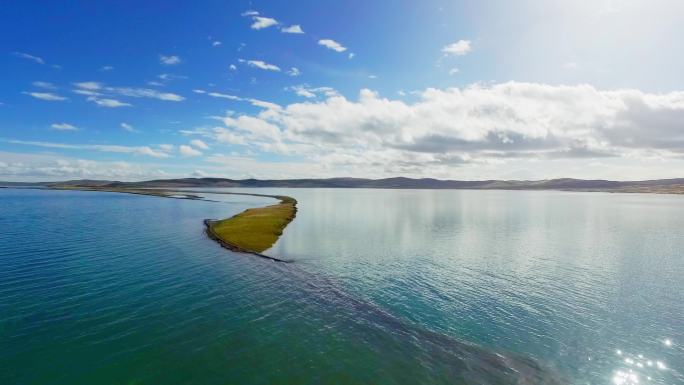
[190,139,210,150]
[179,144,202,157]
[281,25,304,34]
[250,16,278,30]
[442,40,471,56]
[50,123,78,131]
[183,82,684,177]
[318,39,347,52]
[159,55,181,65]
[0,152,172,181]
[23,92,67,101]
[241,59,280,71]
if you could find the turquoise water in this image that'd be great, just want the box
[1,188,682,384]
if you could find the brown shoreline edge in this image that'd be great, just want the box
[203,219,291,263]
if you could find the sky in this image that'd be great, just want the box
[2,0,684,182]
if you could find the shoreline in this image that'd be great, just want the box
[43,186,298,261]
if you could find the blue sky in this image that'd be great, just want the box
[2,0,684,181]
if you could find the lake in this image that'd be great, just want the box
[1,188,682,384]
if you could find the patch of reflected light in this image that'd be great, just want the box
[611,348,670,385]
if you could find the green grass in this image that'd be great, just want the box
[208,196,297,253]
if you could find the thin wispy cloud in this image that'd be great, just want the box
[23,92,67,101]
[87,97,131,108]
[73,82,184,103]
[281,24,304,34]
[120,123,139,132]
[442,40,471,56]
[287,67,301,76]
[288,85,339,98]
[13,52,45,64]
[240,59,281,71]
[32,81,56,89]
[318,39,347,52]
[3,139,172,158]
[50,123,78,131]
[74,81,102,90]
[99,65,115,71]
[159,55,181,65]
[241,10,259,16]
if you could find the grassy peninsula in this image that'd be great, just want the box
[205,195,297,254]
[46,184,299,259]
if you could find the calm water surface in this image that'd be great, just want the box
[1,188,682,384]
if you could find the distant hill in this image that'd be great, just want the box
[4,176,680,193]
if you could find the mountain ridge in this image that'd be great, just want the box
[3,177,684,193]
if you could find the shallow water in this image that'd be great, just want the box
[1,188,682,384]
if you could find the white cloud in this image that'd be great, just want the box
[449,67,460,75]
[241,10,259,16]
[190,139,210,150]
[73,82,185,102]
[281,25,304,34]
[179,144,202,157]
[207,92,241,100]
[318,39,347,52]
[442,40,472,56]
[74,81,102,90]
[289,85,339,98]
[100,65,115,71]
[3,139,171,158]
[250,16,278,30]
[108,87,184,101]
[287,67,301,76]
[187,82,684,178]
[193,89,207,94]
[212,41,222,47]
[32,81,56,89]
[0,151,174,182]
[563,62,579,70]
[13,52,45,65]
[229,64,237,71]
[348,53,355,59]
[87,97,131,108]
[242,59,280,71]
[23,92,67,101]
[50,123,78,131]
[159,55,181,65]
[120,123,138,132]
